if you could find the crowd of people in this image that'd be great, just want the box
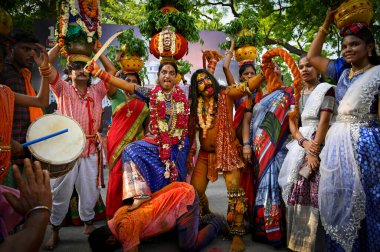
[0,7,379,252]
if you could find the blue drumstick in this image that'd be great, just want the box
[22,128,69,147]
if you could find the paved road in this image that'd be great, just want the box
[40,172,287,252]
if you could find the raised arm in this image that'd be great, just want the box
[15,44,50,107]
[247,73,264,92]
[307,9,336,74]
[223,38,236,86]
[48,44,61,64]
[86,61,135,94]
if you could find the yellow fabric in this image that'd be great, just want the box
[20,68,44,122]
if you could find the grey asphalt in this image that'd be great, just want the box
[40,171,287,252]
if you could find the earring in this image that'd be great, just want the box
[368,51,373,57]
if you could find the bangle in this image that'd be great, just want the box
[319,26,328,35]
[298,137,307,147]
[243,142,250,146]
[25,205,51,219]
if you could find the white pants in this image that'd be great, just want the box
[50,154,100,226]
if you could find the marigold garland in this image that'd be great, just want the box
[261,48,302,129]
[56,0,102,51]
[197,96,215,138]
[149,85,189,181]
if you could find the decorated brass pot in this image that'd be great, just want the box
[334,0,373,29]
[160,5,178,14]
[118,54,144,73]
[234,45,257,63]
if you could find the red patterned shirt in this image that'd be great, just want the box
[50,75,108,157]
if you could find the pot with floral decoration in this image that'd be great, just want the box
[219,15,263,66]
[139,0,201,61]
[333,0,373,29]
[0,7,12,36]
[149,26,188,60]
[55,0,102,57]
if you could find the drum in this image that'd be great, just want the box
[26,114,86,178]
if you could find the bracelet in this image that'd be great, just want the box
[319,26,328,35]
[243,142,250,146]
[298,137,307,147]
[25,205,51,219]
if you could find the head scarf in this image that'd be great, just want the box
[339,22,369,37]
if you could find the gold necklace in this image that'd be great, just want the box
[348,64,372,79]
[126,99,138,118]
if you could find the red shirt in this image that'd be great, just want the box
[50,76,108,157]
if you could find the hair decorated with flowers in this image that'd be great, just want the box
[149,82,189,181]
[261,48,302,129]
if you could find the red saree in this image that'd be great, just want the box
[106,99,149,219]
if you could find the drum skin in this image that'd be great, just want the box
[26,114,86,178]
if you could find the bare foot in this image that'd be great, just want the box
[128,196,151,211]
[44,230,60,250]
[229,235,245,252]
[83,223,96,235]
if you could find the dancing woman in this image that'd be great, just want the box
[87,61,189,211]
[307,10,380,252]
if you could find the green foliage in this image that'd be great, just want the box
[219,13,264,50]
[176,59,193,75]
[146,0,193,12]
[115,29,148,59]
[106,29,148,70]
[138,9,200,42]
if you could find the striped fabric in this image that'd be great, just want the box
[50,75,108,157]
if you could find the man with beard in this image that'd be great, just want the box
[188,68,263,252]
[0,30,44,167]
[42,44,116,250]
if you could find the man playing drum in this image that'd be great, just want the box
[42,44,116,250]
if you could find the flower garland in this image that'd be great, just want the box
[158,27,176,56]
[57,0,102,44]
[80,0,97,18]
[197,96,215,138]
[149,85,189,181]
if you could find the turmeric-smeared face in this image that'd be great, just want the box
[197,72,214,97]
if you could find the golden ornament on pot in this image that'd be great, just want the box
[334,0,373,29]
[234,45,257,63]
[118,55,144,73]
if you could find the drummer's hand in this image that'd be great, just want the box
[3,159,52,216]
[11,140,24,155]
[32,43,49,68]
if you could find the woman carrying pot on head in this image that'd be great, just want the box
[86,61,189,211]
[307,9,380,252]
